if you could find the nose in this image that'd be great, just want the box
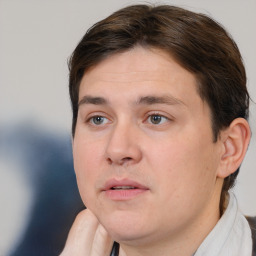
[105,121,142,166]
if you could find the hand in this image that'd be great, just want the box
[60,209,114,256]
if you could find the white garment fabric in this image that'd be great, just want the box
[194,192,252,256]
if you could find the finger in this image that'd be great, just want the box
[91,223,113,256]
[60,209,99,256]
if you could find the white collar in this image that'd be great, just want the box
[194,192,252,255]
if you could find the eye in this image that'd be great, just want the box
[147,114,168,125]
[89,116,109,125]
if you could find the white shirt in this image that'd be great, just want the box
[195,192,252,255]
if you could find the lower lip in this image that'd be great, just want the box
[104,189,148,201]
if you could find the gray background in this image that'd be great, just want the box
[0,0,255,255]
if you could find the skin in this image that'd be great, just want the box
[60,209,113,256]
[62,47,250,256]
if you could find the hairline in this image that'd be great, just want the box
[73,45,219,142]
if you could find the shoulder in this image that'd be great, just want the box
[246,216,256,255]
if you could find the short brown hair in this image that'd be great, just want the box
[68,4,250,214]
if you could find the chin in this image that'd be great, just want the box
[99,210,151,243]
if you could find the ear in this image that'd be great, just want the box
[217,118,251,178]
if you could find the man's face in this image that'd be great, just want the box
[73,47,223,245]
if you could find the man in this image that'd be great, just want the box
[61,4,255,255]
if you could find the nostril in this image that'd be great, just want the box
[119,157,133,165]
[123,157,132,161]
[107,158,112,165]
[107,156,133,165]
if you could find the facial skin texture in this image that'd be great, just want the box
[73,47,227,255]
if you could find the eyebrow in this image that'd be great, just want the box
[137,95,186,106]
[78,95,186,107]
[78,96,108,106]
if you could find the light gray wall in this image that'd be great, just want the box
[0,0,255,254]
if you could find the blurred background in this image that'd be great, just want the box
[0,0,255,255]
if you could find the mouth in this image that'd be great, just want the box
[110,186,137,190]
[102,179,149,201]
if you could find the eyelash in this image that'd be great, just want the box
[86,115,110,126]
[145,113,170,125]
[85,112,171,127]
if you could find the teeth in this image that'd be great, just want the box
[111,186,136,190]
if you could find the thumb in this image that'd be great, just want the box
[60,209,113,256]
[91,222,113,256]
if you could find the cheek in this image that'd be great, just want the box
[148,135,218,196]
[73,134,104,173]
[72,138,104,205]
[147,139,220,226]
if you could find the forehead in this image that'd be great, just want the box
[88,47,181,71]
[79,47,203,109]
[82,47,194,82]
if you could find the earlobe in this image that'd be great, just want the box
[217,118,251,178]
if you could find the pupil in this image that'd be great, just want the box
[94,116,103,124]
[151,115,161,124]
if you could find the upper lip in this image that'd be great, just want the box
[102,178,149,191]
